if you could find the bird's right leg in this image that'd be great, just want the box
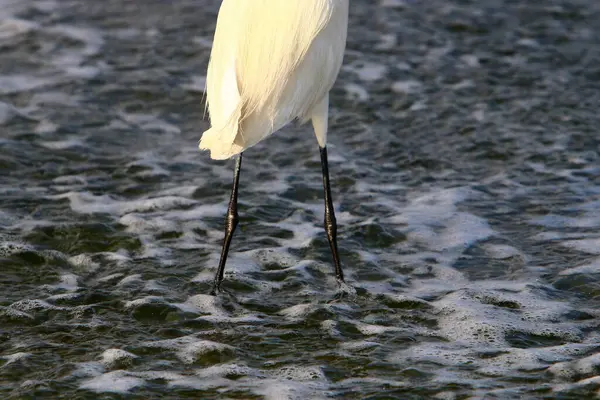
[211,153,243,295]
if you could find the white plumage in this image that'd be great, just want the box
[200,0,349,160]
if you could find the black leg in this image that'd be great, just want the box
[211,153,243,295]
[319,146,345,283]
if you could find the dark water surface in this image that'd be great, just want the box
[1,0,600,398]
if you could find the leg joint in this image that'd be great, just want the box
[324,215,337,236]
[225,212,238,231]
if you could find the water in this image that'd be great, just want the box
[1,0,600,398]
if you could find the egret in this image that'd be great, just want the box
[200,0,349,295]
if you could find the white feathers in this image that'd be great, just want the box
[200,0,349,160]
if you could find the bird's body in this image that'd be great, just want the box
[201,1,349,294]
[200,0,349,159]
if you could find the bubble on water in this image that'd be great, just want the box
[0,17,38,39]
[345,61,388,82]
[51,191,199,215]
[71,362,105,378]
[256,366,329,400]
[344,83,369,102]
[100,349,138,369]
[390,188,495,268]
[67,254,99,272]
[123,295,166,310]
[482,244,524,260]
[0,101,17,125]
[274,365,326,381]
[0,75,55,95]
[80,370,144,393]
[39,138,86,150]
[155,363,257,390]
[119,112,181,135]
[279,303,315,319]
[549,352,600,379]
[1,352,31,365]
[8,299,64,312]
[553,376,600,395]
[321,320,341,337]
[391,79,423,94]
[560,258,600,276]
[181,75,207,93]
[41,273,79,293]
[118,274,143,287]
[0,241,36,257]
[174,294,229,316]
[142,336,235,364]
[561,239,600,255]
[340,340,381,351]
[356,321,407,335]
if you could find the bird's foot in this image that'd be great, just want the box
[329,279,357,303]
[210,283,222,296]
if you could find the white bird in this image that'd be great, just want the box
[200,0,349,295]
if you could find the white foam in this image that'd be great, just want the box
[1,352,31,365]
[156,185,199,198]
[0,0,29,19]
[70,361,105,378]
[119,112,181,135]
[39,138,85,150]
[553,376,600,394]
[375,33,397,50]
[0,101,16,124]
[0,75,55,95]
[279,303,315,319]
[194,363,253,379]
[119,214,178,235]
[0,241,36,257]
[482,244,524,259]
[391,79,423,94]
[389,188,495,267]
[8,299,64,312]
[174,294,229,316]
[352,321,408,336]
[33,0,58,13]
[80,371,144,393]
[345,62,387,82]
[51,191,198,216]
[34,120,58,134]
[42,273,79,292]
[100,349,138,368]
[560,258,600,275]
[182,75,206,92]
[141,336,234,364]
[340,341,381,351]
[193,252,264,284]
[97,251,131,265]
[561,238,600,255]
[344,83,369,102]
[380,0,408,7]
[123,295,161,309]
[45,25,104,57]
[256,371,329,400]
[96,273,125,283]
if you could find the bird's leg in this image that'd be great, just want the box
[319,146,345,283]
[211,153,243,295]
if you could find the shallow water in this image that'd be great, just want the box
[1,0,600,398]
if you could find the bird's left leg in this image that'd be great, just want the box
[319,145,345,283]
[211,153,243,295]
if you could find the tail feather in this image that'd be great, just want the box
[199,126,244,160]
